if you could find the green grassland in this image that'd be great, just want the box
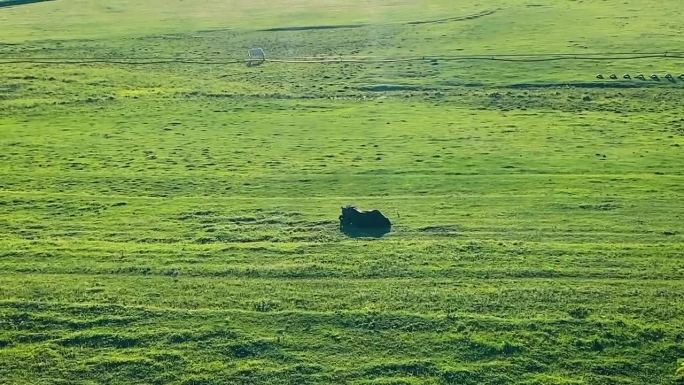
[1,0,683,384]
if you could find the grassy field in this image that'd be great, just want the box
[1,1,683,384]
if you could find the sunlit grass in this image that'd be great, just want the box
[0,1,682,384]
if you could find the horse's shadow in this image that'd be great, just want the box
[340,224,391,239]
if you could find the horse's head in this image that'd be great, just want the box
[341,205,358,216]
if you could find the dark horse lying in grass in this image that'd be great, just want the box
[339,206,391,238]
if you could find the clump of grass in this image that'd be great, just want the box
[568,307,590,319]
[253,300,280,312]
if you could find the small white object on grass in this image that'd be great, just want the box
[247,48,266,66]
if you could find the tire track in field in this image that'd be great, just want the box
[1,51,682,65]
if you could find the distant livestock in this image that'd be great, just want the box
[595,73,680,82]
[340,206,391,229]
[339,206,391,238]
